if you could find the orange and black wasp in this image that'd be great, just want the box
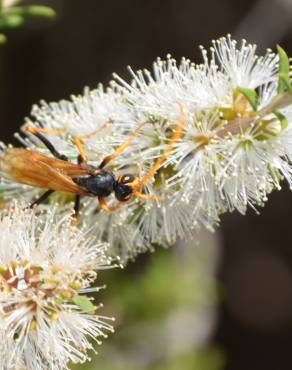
[1,104,185,221]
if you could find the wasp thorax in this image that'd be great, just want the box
[75,171,116,197]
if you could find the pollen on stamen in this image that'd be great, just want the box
[0,205,114,370]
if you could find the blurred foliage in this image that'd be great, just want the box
[0,0,55,43]
[72,243,225,370]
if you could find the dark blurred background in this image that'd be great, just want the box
[2,1,292,369]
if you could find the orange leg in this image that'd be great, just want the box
[72,136,88,162]
[99,122,148,169]
[71,214,78,225]
[133,191,160,201]
[26,126,68,135]
[25,126,69,160]
[98,196,121,212]
[131,164,160,201]
[72,120,113,163]
[140,103,185,186]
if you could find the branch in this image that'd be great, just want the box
[215,92,292,138]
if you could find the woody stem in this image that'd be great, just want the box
[215,92,292,138]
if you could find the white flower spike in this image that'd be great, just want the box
[0,205,114,370]
[1,36,292,263]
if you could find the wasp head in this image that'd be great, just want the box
[114,174,140,202]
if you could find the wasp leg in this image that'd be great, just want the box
[72,120,113,163]
[139,103,185,186]
[99,121,147,169]
[71,153,87,224]
[30,190,54,208]
[72,136,88,163]
[133,191,160,201]
[71,152,87,224]
[71,195,81,225]
[26,127,68,161]
[26,126,67,135]
[98,196,121,212]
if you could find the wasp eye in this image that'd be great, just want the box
[120,174,135,184]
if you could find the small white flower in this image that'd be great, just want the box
[19,86,136,166]
[1,36,292,263]
[0,206,114,370]
[209,35,278,90]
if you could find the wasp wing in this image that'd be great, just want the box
[15,149,90,177]
[0,148,87,194]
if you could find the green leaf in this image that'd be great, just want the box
[72,295,96,313]
[273,109,288,129]
[0,5,55,30]
[277,45,292,93]
[0,13,24,28]
[0,33,6,43]
[238,87,258,111]
[279,73,292,93]
[4,5,56,18]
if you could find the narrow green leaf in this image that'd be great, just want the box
[279,72,292,93]
[72,295,96,313]
[277,45,292,93]
[238,87,258,111]
[273,109,288,129]
[4,5,56,18]
[0,13,24,28]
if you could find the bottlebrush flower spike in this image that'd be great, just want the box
[0,205,114,370]
[1,35,292,263]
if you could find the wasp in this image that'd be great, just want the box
[0,104,185,220]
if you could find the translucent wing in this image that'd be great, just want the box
[0,148,88,194]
